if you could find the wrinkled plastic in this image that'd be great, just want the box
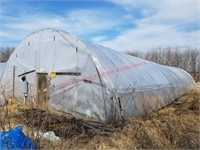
[34,131,60,142]
[0,63,6,80]
[0,28,196,122]
[0,126,35,149]
[0,94,6,106]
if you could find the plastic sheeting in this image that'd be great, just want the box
[0,28,196,123]
[0,126,35,149]
[0,63,6,79]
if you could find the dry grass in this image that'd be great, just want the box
[1,83,199,149]
[80,83,200,149]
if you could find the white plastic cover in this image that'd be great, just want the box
[0,29,195,122]
[0,63,6,79]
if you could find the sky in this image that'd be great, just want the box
[0,0,199,51]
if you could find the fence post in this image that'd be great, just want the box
[12,65,15,99]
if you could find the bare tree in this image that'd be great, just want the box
[127,50,144,58]
[127,47,200,82]
[189,48,199,72]
[0,47,15,62]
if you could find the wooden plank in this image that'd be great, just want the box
[36,73,49,110]
[55,72,81,76]
[12,66,15,99]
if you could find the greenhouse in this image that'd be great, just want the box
[0,28,195,122]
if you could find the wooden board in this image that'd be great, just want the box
[36,73,49,110]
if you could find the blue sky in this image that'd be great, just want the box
[0,0,199,51]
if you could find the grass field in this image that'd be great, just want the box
[1,83,199,149]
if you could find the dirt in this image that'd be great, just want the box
[1,83,199,149]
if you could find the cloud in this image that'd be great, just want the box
[6,17,64,31]
[101,25,199,51]
[92,36,107,42]
[139,1,199,25]
[108,0,161,16]
[100,0,199,51]
[0,31,7,37]
[64,8,126,35]
[0,0,199,50]
[0,6,128,46]
[5,8,122,35]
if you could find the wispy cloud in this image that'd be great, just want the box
[101,25,199,51]
[100,0,199,50]
[0,2,130,46]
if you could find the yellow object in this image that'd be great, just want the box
[51,72,57,78]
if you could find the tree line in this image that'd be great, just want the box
[127,47,200,73]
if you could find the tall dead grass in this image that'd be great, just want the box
[1,83,199,149]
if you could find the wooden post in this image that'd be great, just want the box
[12,66,15,99]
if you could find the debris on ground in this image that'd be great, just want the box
[0,126,35,149]
[34,131,60,142]
[0,83,199,149]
